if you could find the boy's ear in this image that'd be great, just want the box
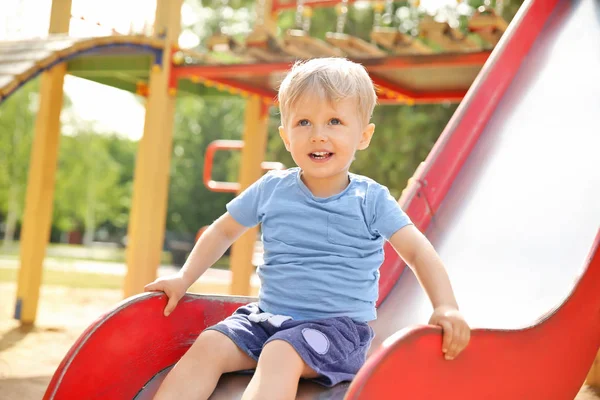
[357,123,375,150]
[279,126,291,152]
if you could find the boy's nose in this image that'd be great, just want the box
[310,130,328,143]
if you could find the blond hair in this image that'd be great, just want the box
[277,58,378,126]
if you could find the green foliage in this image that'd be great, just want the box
[101,134,138,233]
[0,77,136,243]
[265,104,457,199]
[183,0,257,50]
[53,128,132,237]
[166,95,247,234]
[0,79,39,220]
[353,104,457,198]
[0,79,41,246]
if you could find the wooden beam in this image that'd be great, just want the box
[123,0,183,297]
[371,73,467,103]
[15,65,66,324]
[273,0,359,12]
[172,52,491,79]
[229,98,270,295]
[49,0,73,34]
[15,0,72,325]
[198,76,277,100]
[587,347,600,389]
[226,0,275,296]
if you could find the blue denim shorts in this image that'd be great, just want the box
[205,303,374,387]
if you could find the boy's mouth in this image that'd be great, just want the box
[309,151,334,161]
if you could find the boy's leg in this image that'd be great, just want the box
[242,339,318,400]
[153,330,257,400]
[242,317,374,400]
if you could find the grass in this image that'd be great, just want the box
[0,255,232,290]
[0,240,234,290]
[0,268,123,290]
[0,241,173,264]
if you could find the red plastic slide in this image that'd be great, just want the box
[44,0,600,398]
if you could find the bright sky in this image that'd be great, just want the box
[1,0,157,141]
[1,0,451,141]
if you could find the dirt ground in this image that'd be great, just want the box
[0,282,121,400]
[0,282,599,400]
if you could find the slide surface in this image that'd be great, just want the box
[348,0,600,397]
[43,0,600,398]
[376,0,600,333]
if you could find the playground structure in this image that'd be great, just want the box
[1,0,599,398]
[1,0,507,324]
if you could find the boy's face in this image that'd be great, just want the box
[278,94,375,182]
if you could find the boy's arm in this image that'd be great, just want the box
[388,224,471,360]
[179,212,248,287]
[389,225,458,310]
[146,212,248,316]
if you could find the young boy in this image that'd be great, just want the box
[146,57,470,400]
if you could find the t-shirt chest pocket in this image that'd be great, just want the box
[327,214,370,245]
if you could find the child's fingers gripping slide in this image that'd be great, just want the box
[144,274,188,317]
[429,307,471,361]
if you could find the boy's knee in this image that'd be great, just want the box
[191,330,257,373]
[260,340,318,379]
[193,330,228,351]
[188,330,232,364]
[260,339,299,361]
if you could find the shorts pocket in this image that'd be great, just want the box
[327,214,369,245]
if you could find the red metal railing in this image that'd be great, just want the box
[203,140,285,193]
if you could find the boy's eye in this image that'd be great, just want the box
[329,118,342,125]
[298,119,310,126]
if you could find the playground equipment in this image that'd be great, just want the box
[206,0,243,54]
[282,0,346,58]
[325,0,388,58]
[35,0,600,397]
[469,1,509,47]
[203,139,285,193]
[1,0,503,329]
[419,13,481,52]
[370,0,433,55]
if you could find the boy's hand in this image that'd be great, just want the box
[144,273,189,317]
[428,306,470,360]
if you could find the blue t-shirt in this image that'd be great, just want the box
[226,167,412,322]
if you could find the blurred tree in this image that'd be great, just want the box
[166,95,246,234]
[97,134,137,239]
[0,79,39,247]
[353,103,457,198]
[53,127,126,245]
